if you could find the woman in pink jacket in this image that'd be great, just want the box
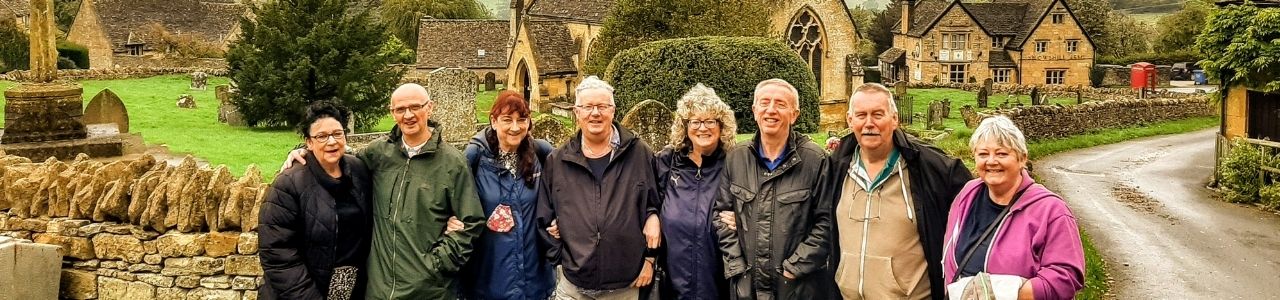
[941,116,1085,300]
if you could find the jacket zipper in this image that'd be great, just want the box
[981,208,1015,274]
[388,156,412,299]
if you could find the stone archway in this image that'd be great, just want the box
[516,59,532,103]
[787,7,825,92]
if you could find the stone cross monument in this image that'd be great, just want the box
[2,0,89,144]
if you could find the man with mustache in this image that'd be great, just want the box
[820,83,972,300]
[714,79,832,299]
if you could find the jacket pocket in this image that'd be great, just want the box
[843,254,909,298]
[776,189,811,205]
[728,185,757,204]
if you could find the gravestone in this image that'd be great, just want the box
[978,78,992,108]
[620,99,675,150]
[426,68,478,144]
[530,114,573,147]
[484,72,497,91]
[898,96,913,125]
[894,83,908,99]
[190,71,208,90]
[940,99,951,118]
[215,85,246,127]
[960,105,980,128]
[0,237,63,300]
[176,94,196,109]
[1029,87,1041,106]
[927,101,945,130]
[1076,90,1084,104]
[82,89,130,133]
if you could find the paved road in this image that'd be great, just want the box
[1035,129,1280,299]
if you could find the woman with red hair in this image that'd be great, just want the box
[458,90,556,299]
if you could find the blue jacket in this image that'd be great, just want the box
[459,128,555,300]
[655,147,729,300]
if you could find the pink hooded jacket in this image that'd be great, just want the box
[941,170,1086,300]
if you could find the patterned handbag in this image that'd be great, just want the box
[328,266,358,300]
[487,204,515,232]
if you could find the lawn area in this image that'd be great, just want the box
[0,76,513,181]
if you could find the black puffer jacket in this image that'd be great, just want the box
[258,153,373,300]
[714,132,831,300]
[821,130,973,300]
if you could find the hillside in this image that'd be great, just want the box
[479,0,509,19]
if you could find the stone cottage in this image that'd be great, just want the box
[0,0,27,32]
[66,0,245,69]
[880,0,1096,86]
[476,0,861,130]
[416,19,512,88]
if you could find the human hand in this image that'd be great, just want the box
[783,270,795,280]
[280,148,308,172]
[719,211,736,230]
[547,219,560,239]
[643,214,661,248]
[632,259,655,287]
[444,216,463,234]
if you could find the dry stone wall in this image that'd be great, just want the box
[0,154,267,300]
[985,98,1214,140]
[899,82,1201,101]
[2,68,228,82]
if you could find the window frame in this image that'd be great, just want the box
[948,64,967,83]
[993,69,1012,83]
[1052,13,1065,24]
[1066,39,1080,52]
[1035,40,1048,53]
[1045,69,1066,85]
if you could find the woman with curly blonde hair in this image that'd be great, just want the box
[653,83,738,299]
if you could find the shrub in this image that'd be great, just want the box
[604,36,820,133]
[1219,138,1273,203]
[1259,183,1280,210]
[57,41,89,69]
[56,57,76,69]
[0,22,28,73]
[1089,65,1106,87]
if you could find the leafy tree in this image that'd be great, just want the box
[583,0,779,76]
[55,0,80,35]
[1153,0,1211,53]
[0,20,29,73]
[1094,11,1153,57]
[380,0,491,52]
[1196,2,1280,92]
[865,1,901,65]
[226,0,405,129]
[1064,0,1113,53]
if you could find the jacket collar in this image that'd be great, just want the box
[560,122,640,167]
[745,131,807,174]
[671,145,727,170]
[387,119,443,158]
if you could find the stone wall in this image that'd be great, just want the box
[899,82,1203,101]
[2,67,228,82]
[1095,64,1173,87]
[0,153,268,300]
[110,57,228,70]
[986,97,1215,140]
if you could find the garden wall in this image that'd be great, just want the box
[2,68,228,82]
[900,82,1201,101]
[987,97,1215,140]
[0,153,268,300]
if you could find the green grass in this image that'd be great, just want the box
[901,88,1086,132]
[1079,228,1110,300]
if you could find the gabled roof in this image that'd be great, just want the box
[526,0,615,25]
[91,0,244,49]
[0,0,28,17]
[416,20,509,69]
[989,51,1016,67]
[525,21,578,75]
[879,47,906,63]
[896,0,1087,50]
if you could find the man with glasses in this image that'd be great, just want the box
[821,83,971,300]
[713,79,832,299]
[535,76,661,300]
[283,83,484,299]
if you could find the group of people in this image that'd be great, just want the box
[257,75,1086,300]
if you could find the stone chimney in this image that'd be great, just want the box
[901,0,915,34]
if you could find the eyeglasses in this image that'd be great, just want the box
[494,117,530,127]
[574,104,614,113]
[688,119,719,129]
[309,130,346,142]
[392,103,427,115]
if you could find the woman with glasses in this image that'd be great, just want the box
[457,90,556,300]
[259,101,373,300]
[941,116,1084,300]
[653,84,738,299]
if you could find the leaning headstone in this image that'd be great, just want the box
[190,71,208,90]
[978,78,992,108]
[530,115,573,147]
[620,99,675,150]
[927,101,945,130]
[484,72,497,91]
[216,85,246,127]
[960,105,980,128]
[176,94,196,109]
[426,68,478,144]
[82,89,130,133]
[0,237,63,300]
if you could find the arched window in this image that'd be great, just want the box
[788,8,824,92]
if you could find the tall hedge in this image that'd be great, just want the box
[0,23,28,73]
[57,41,90,69]
[604,36,820,133]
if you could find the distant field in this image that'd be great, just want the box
[1130,12,1170,25]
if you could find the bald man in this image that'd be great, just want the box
[283,84,485,299]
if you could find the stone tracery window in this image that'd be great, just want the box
[788,8,824,92]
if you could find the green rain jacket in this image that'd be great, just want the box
[359,123,485,299]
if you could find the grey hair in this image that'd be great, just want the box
[753,78,800,107]
[574,75,615,105]
[969,115,1029,159]
[849,83,899,114]
[669,83,738,151]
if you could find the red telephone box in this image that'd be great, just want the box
[1131,62,1157,90]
